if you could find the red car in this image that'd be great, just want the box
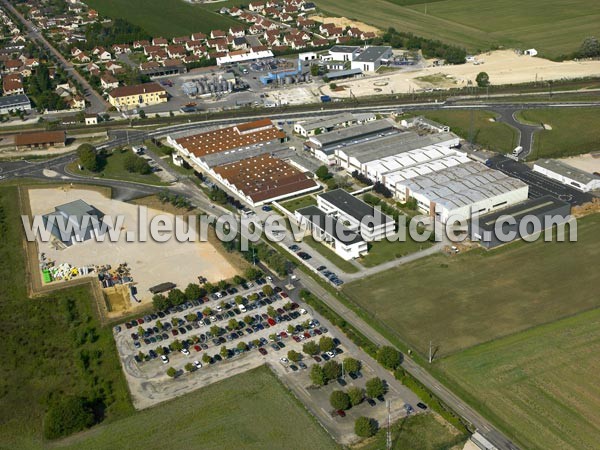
[267,318,276,326]
[137,318,144,324]
[280,331,288,339]
[304,331,311,339]
[293,336,301,342]
[336,410,346,418]
[194,345,201,352]
[258,347,268,355]
[171,329,179,336]
[280,292,289,298]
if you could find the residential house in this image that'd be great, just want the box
[229,26,245,37]
[3,74,23,95]
[190,32,206,41]
[210,30,226,39]
[167,45,186,58]
[248,1,265,11]
[152,37,168,46]
[100,72,119,90]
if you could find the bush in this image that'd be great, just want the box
[77,143,100,172]
[44,396,94,439]
[303,341,320,355]
[355,416,378,438]
[123,152,151,174]
[376,346,402,370]
[330,390,351,410]
[166,367,177,377]
[319,336,335,352]
[343,357,361,375]
[323,360,341,381]
[310,364,326,386]
[476,71,490,87]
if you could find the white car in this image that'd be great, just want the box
[181,348,190,356]
[193,360,202,369]
[216,305,223,312]
[326,351,336,359]
[299,308,307,315]
[160,355,169,364]
[266,276,273,282]
[239,304,246,312]
[279,357,289,365]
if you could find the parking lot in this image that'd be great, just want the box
[113,277,421,444]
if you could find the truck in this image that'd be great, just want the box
[320,95,331,103]
[512,146,523,157]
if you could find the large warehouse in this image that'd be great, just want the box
[533,159,600,193]
[393,161,529,223]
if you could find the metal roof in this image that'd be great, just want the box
[353,46,392,62]
[319,188,393,226]
[297,205,365,245]
[326,68,363,79]
[535,159,600,185]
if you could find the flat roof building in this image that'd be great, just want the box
[295,205,368,260]
[533,159,600,192]
[0,94,31,114]
[42,199,104,246]
[308,119,398,150]
[469,196,571,248]
[294,112,375,137]
[318,189,395,241]
[350,46,393,72]
[211,153,319,206]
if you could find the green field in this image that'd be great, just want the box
[517,108,600,159]
[69,149,168,186]
[280,194,318,212]
[362,413,466,450]
[438,307,600,450]
[415,110,519,153]
[85,0,243,36]
[316,0,600,57]
[358,236,433,267]
[58,366,337,450]
[0,187,134,449]
[343,213,600,357]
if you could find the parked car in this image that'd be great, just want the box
[193,360,202,369]
[258,347,268,355]
[160,355,169,364]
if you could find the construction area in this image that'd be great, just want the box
[27,186,237,316]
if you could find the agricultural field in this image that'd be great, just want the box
[437,307,600,450]
[85,0,243,36]
[0,187,134,449]
[57,366,338,450]
[517,107,600,160]
[316,0,600,57]
[414,110,519,153]
[343,213,600,357]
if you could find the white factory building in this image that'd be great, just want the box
[391,161,529,223]
[533,159,600,193]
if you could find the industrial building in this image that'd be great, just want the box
[0,94,31,114]
[391,161,529,223]
[295,205,368,260]
[350,46,393,72]
[211,153,319,206]
[108,82,167,109]
[42,199,105,246]
[533,159,600,192]
[294,112,375,137]
[318,189,395,241]
[469,196,571,248]
[167,119,287,170]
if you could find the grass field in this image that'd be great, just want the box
[516,108,600,159]
[343,213,600,357]
[414,110,519,153]
[85,0,243,36]
[437,307,600,450]
[69,149,168,186]
[0,187,133,449]
[362,413,466,450]
[280,194,318,212]
[57,366,338,450]
[358,236,433,267]
[316,0,600,57]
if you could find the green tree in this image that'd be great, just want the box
[365,377,386,399]
[235,295,244,305]
[376,346,402,370]
[319,336,335,352]
[233,275,245,285]
[348,386,364,406]
[184,283,203,301]
[43,396,95,439]
[323,360,341,381]
[156,320,163,330]
[243,315,254,325]
[287,350,301,362]
[476,71,490,87]
[267,306,276,317]
[245,267,262,280]
[303,341,320,355]
[287,324,296,334]
[138,109,146,119]
[228,318,239,330]
[237,341,248,351]
[202,307,213,316]
[77,143,100,172]
[155,346,164,355]
[310,364,326,386]
[355,417,378,438]
[310,64,320,76]
[202,353,212,364]
[166,367,177,377]
[152,293,169,311]
[315,165,331,181]
[210,325,221,336]
[171,339,183,351]
[220,345,229,358]
[262,285,274,296]
[343,357,362,375]
[330,390,351,410]
[184,362,194,372]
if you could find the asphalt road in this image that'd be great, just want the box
[2,0,109,114]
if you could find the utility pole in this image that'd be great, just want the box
[428,340,433,363]
[386,400,392,450]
